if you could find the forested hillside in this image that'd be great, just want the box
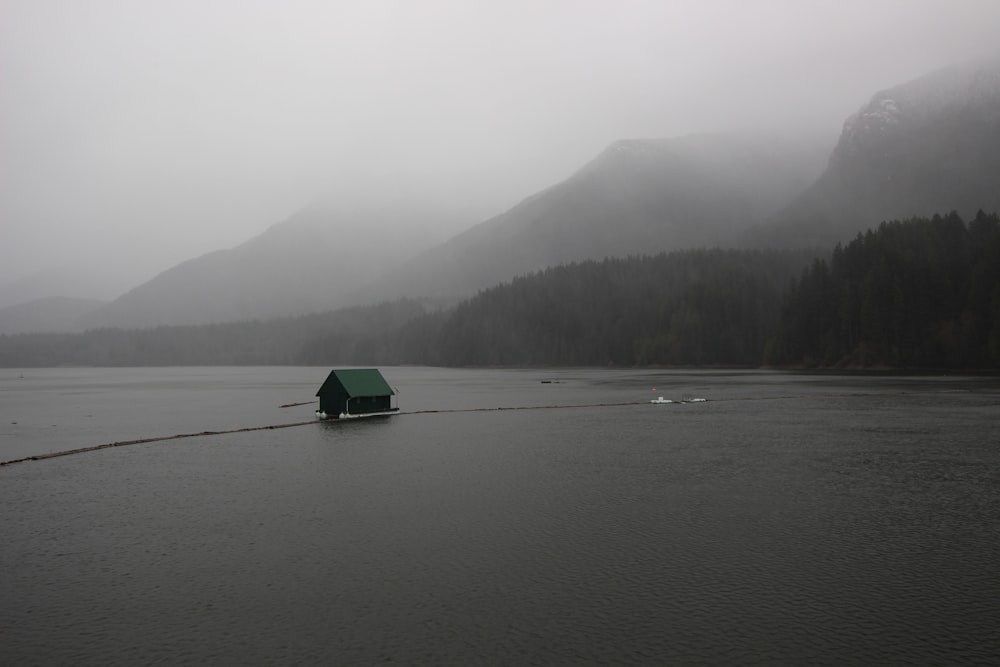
[432,250,812,366]
[765,210,1000,368]
[3,213,999,369]
[0,250,814,367]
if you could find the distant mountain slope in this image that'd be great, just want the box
[80,200,463,330]
[752,57,1000,246]
[353,132,827,303]
[0,297,106,335]
[0,266,130,309]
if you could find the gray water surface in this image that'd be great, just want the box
[2,368,999,664]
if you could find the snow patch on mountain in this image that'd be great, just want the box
[833,56,1000,163]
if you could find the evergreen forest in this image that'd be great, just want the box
[765,211,1000,368]
[2,212,999,370]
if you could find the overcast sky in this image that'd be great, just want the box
[2,0,999,299]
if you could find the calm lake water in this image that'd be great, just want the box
[2,367,999,664]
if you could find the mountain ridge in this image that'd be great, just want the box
[8,58,998,333]
[348,131,828,305]
[752,56,1000,246]
[76,200,465,330]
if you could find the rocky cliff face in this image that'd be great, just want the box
[755,57,1000,247]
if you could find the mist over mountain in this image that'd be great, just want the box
[10,57,999,335]
[351,132,828,304]
[9,212,996,370]
[78,200,466,330]
[0,265,134,310]
[753,57,1000,246]
[0,297,106,335]
[52,130,825,332]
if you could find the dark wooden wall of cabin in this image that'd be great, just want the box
[319,392,390,415]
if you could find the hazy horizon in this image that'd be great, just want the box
[3,0,999,303]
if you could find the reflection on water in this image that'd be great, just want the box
[1,368,999,663]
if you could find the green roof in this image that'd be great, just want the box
[316,368,394,398]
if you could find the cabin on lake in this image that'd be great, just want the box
[316,368,397,418]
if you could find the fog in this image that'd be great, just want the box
[2,0,998,301]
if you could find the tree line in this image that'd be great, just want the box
[2,211,998,369]
[0,300,427,367]
[764,210,1000,368]
[429,249,812,366]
